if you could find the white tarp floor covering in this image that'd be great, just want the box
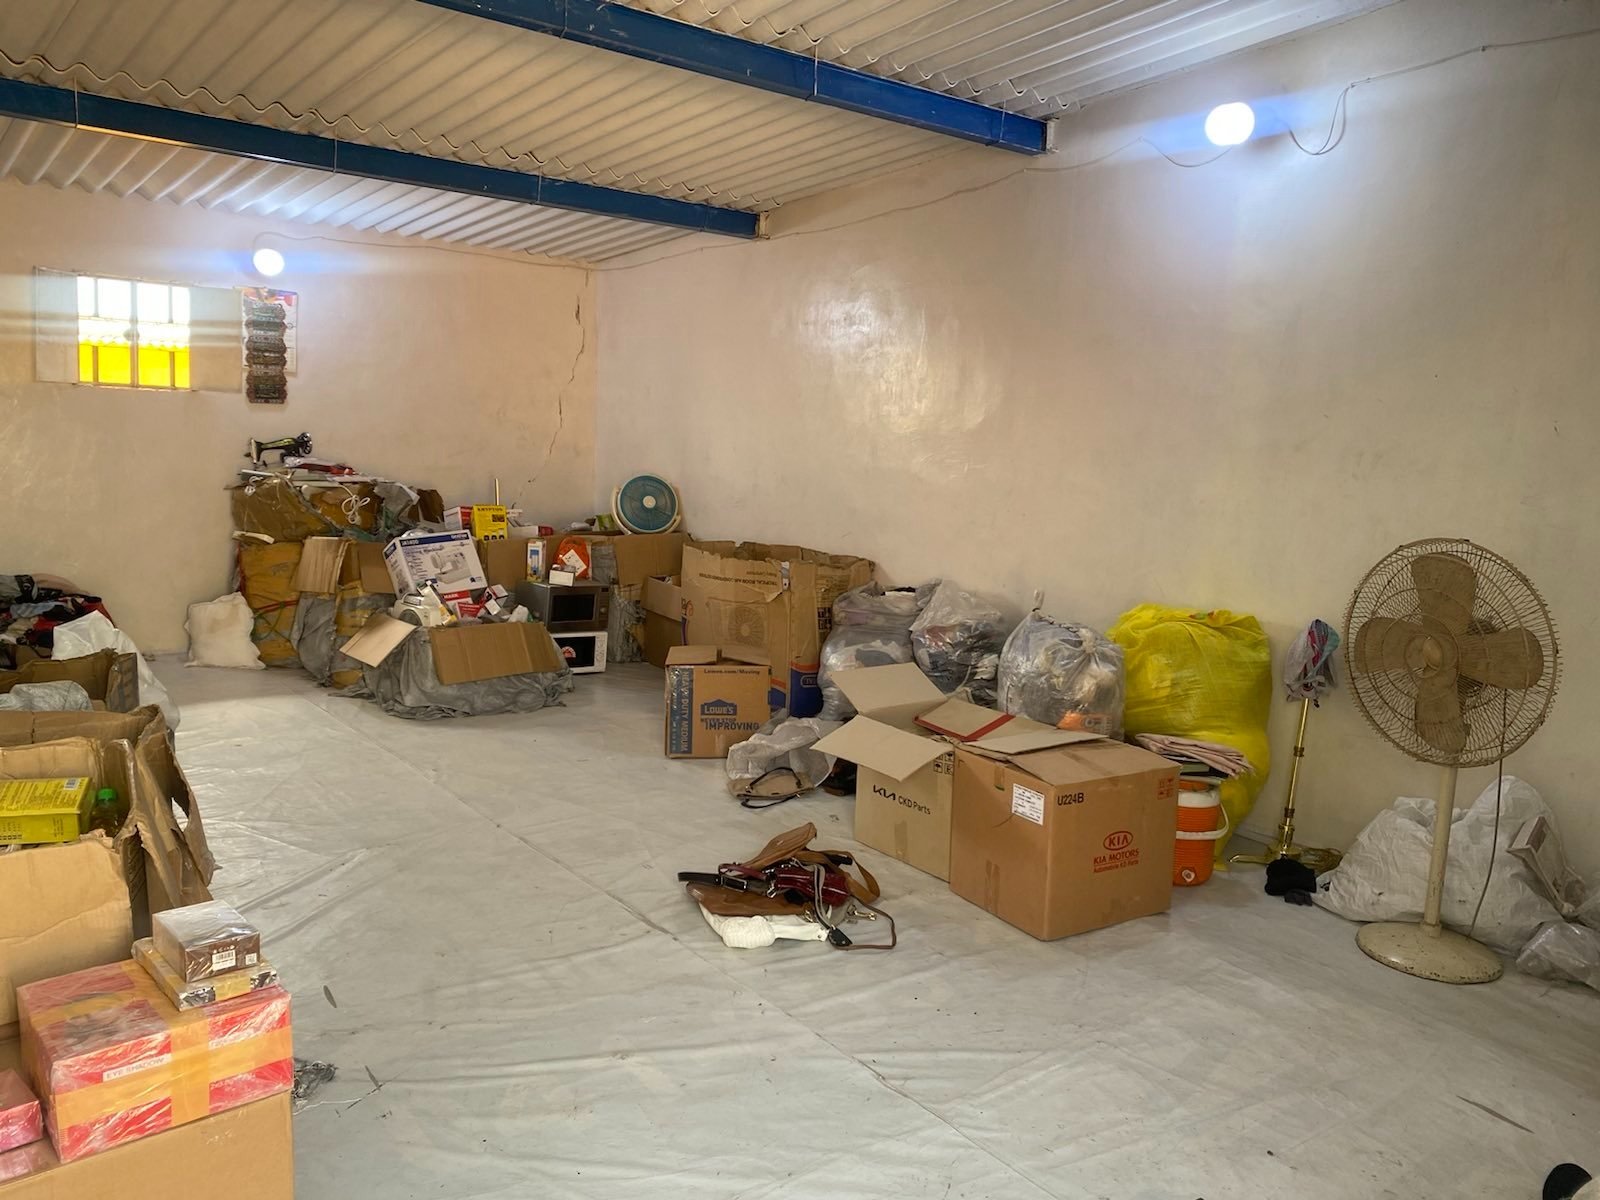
[160,663,1600,1199]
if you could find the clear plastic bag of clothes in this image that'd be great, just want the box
[1516,920,1600,992]
[910,581,1007,706]
[816,584,929,721]
[998,612,1126,736]
[725,712,842,805]
[0,681,92,711]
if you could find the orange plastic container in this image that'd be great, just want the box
[1174,787,1230,886]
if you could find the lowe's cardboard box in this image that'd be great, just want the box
[814,664,1097,882]
[950,739,1180,941]
[681,542,871,716]
[664,646,770,758]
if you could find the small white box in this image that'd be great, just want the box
[552,631,607,674]
[383,530,487,597]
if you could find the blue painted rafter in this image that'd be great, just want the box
[0,75,761,239]
[416,0,1052,155]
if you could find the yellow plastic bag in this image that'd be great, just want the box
[1109,605,1272,853]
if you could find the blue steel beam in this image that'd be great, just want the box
[0,75,760,238]
[416,0,1052,155]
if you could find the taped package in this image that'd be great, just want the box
[152,900,262,982]
[0,1067,41,1152]
[133,938,279,1011]
[19,960,292,1162]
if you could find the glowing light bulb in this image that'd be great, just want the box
[1204,102,1255,147]
[252,247,285,277]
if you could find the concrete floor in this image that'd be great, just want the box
[163,662,1600,1200]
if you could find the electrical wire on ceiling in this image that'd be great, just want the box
[0,46,761,209]
[595,23,1600,271]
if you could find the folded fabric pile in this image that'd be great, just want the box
[0,576,111,666]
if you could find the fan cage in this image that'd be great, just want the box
[1343,538,1559,767]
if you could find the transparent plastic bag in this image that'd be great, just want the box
[816,584,928,721]
[998,612,1125,737]
[910,581,1006,706]
[725,712,842,796]
[1110,605,1272,837]
[0,681,92,711]
[1516,920,1600,991]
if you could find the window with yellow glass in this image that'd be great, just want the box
[76,275,192,389]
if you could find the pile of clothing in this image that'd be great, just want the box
[0,576,111,667]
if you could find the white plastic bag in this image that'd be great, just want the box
[50,610,181,729]
[1315,776,1559,954]
[186,594,266,671]
[1516,920,1600,992]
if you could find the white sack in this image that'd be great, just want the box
[186,594,265,671]
[50,609,181,729]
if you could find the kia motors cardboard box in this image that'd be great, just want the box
[0,1041,292,1198]
[664,646,770,758]
[813,664,1097,882]
[681,542,872,716]
[950,740,1180,941]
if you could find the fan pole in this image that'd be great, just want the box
[1420,764,1457,935]
[1355,762,1502,984]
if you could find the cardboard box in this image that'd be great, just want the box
[949,740,1180,941]
[478,538,534,590]
[342,614,567,685]
[814,664,1096,882]
[681,542,872,716]
[0,710,215,1032]
[0,1069,40,1154]
[152,900,262,983]
[0,650,138,713]
[0,778,91,846]
[0,1086,292,1197]
[19,961,292,1162]
[447,504,508,540]
[133,939,278,1012]
[664,647,771,758]
[641,576,687,668]
[382,529,486,597]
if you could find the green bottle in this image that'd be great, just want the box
[87,788,120,837]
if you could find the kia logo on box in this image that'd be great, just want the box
[1103,830,1133,851]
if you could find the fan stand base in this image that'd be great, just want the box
[1356,921,1503,984]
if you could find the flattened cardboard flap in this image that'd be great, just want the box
[293,537,349,596]
[813,716,949,782]
[667,645,719,666]
[339,613,417,668]
[352,541,393,594]
[429,622,565,685]
[968,727,1102,757]
[990,737,1170,787]
[915,698,1016,741]
[642,576,685,619]
[829,663,944,727]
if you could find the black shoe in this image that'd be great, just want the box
[1546,1164,1593,1200]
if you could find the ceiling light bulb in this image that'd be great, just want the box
[252,247,285,277]
[1204,102,1255,147]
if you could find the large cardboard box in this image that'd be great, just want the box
[814,664,1095,882]
[681,541,872,716]
[383,529,486,598]
[664,647,770,758]
[0,710,214,1032]
[0,1035,291,1199]
[949,740,1181,940]
[341,613,566,685]
[0,650,138,713]
[641,576,687,668]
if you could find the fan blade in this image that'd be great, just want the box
[1352,616,1428,674]
[1459,628,1545,689]
[1415,680,1468,757]
[1411,553,1475,635]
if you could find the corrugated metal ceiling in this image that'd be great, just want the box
[0,0,1389,263]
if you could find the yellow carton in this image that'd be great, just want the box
[471,505,508,541]
[0,777,91,844]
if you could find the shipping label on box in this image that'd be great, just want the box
[18,960,292,1162]
[664,647,770,758]
[382,530,486,597]
[949,741,1179,941]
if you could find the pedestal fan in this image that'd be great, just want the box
[1344,539,1559,984]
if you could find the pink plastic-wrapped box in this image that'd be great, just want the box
[0,1068,42,1153]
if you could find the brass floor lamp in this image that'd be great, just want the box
[1230,619,1344,873]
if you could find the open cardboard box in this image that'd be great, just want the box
[0,649,139,712]
[0,708,214,1034]
[813,664,1098,880]
[341,613,566,685]
[641,576,687,668]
